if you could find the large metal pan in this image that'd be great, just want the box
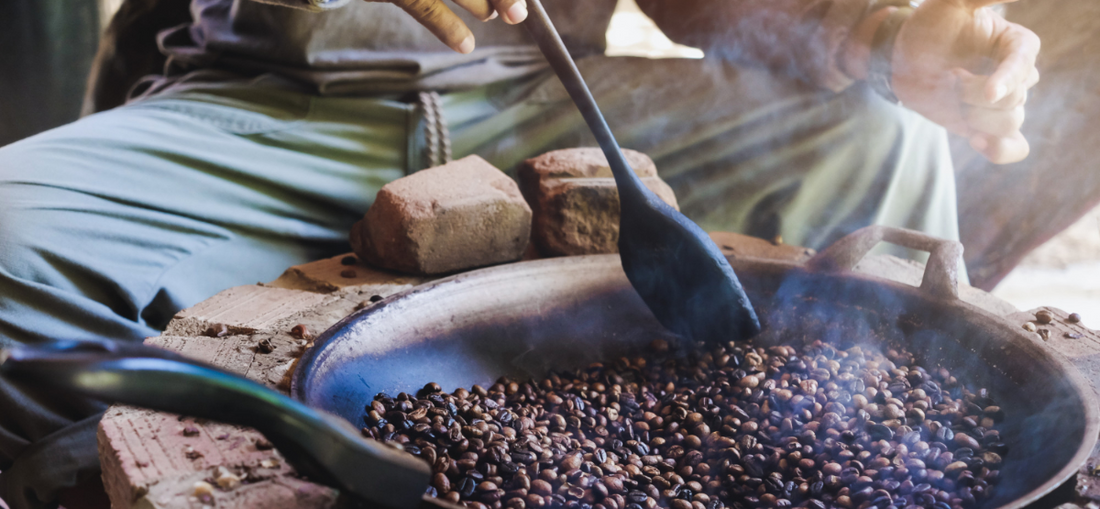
[292,226,1100,509]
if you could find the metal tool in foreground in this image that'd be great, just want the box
[521,0,760,344]
[0,339,432,509]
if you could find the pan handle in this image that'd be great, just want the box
[805,225,964,301]
[0,340,431,508]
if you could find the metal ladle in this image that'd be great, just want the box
[0,340,436,509]
[522,0,761,343]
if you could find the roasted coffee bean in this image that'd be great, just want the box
[868,424,894,441]
[1035,310,1054,324]
[955,433,981,450]
[500,462,521,476]
[459,477,478,498]
[983,406,1005,422]
[512,452,537,465]
[561,452,583,471]
[289,324,310,339]
[359,337,1005,509]
[531,480,552,496]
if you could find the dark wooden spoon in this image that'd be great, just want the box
[521,0,761,343]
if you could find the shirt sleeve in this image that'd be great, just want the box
[637,0,870,91]
[248,0,353,13]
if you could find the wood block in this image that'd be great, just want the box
[997,307,1100,506]
[268,253,428,294]
[165,285,328,337]
[99,273,434,508]
[1005,307,1100,389]
[145,336,259,381]
[97,407,334,509]
[99,289,334,509]
[710,231,815,263]
[138,469,338,509]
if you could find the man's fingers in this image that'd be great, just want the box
[986,27,1040,102]
[1025,66,1040,89]
[964,104,1025,138]
[392,0,476,53]
[450,0,495,21]
[954,68,1028,109]
[970,131,1029,165]
[488,0,527,24]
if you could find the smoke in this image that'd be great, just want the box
[754,263,1090,506]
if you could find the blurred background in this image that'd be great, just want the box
[0,0,104,147]
[1,0,1098,324]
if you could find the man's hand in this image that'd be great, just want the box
[892,0,1040,164]
[368,0,529,54]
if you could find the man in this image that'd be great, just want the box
[0,0,1037,506]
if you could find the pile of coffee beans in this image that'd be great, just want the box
[361,339,1006,509]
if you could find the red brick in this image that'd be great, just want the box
[351,156,532,275]
[519,148,678,256]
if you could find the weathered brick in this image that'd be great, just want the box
[351,155,532,275]
[519,148,678,256]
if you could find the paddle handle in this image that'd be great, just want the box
[521,0,649,204]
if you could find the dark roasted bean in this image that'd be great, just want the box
[530,480,552,496]
[868,424,894,441]
[954,433,981,450]
[360,337,1005,509]
[459,477,478,498]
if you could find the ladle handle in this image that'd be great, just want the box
[0,340,430,509]
[806,225,964,301]
[521,0,648,204]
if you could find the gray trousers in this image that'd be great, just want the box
[0,56,958,508]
